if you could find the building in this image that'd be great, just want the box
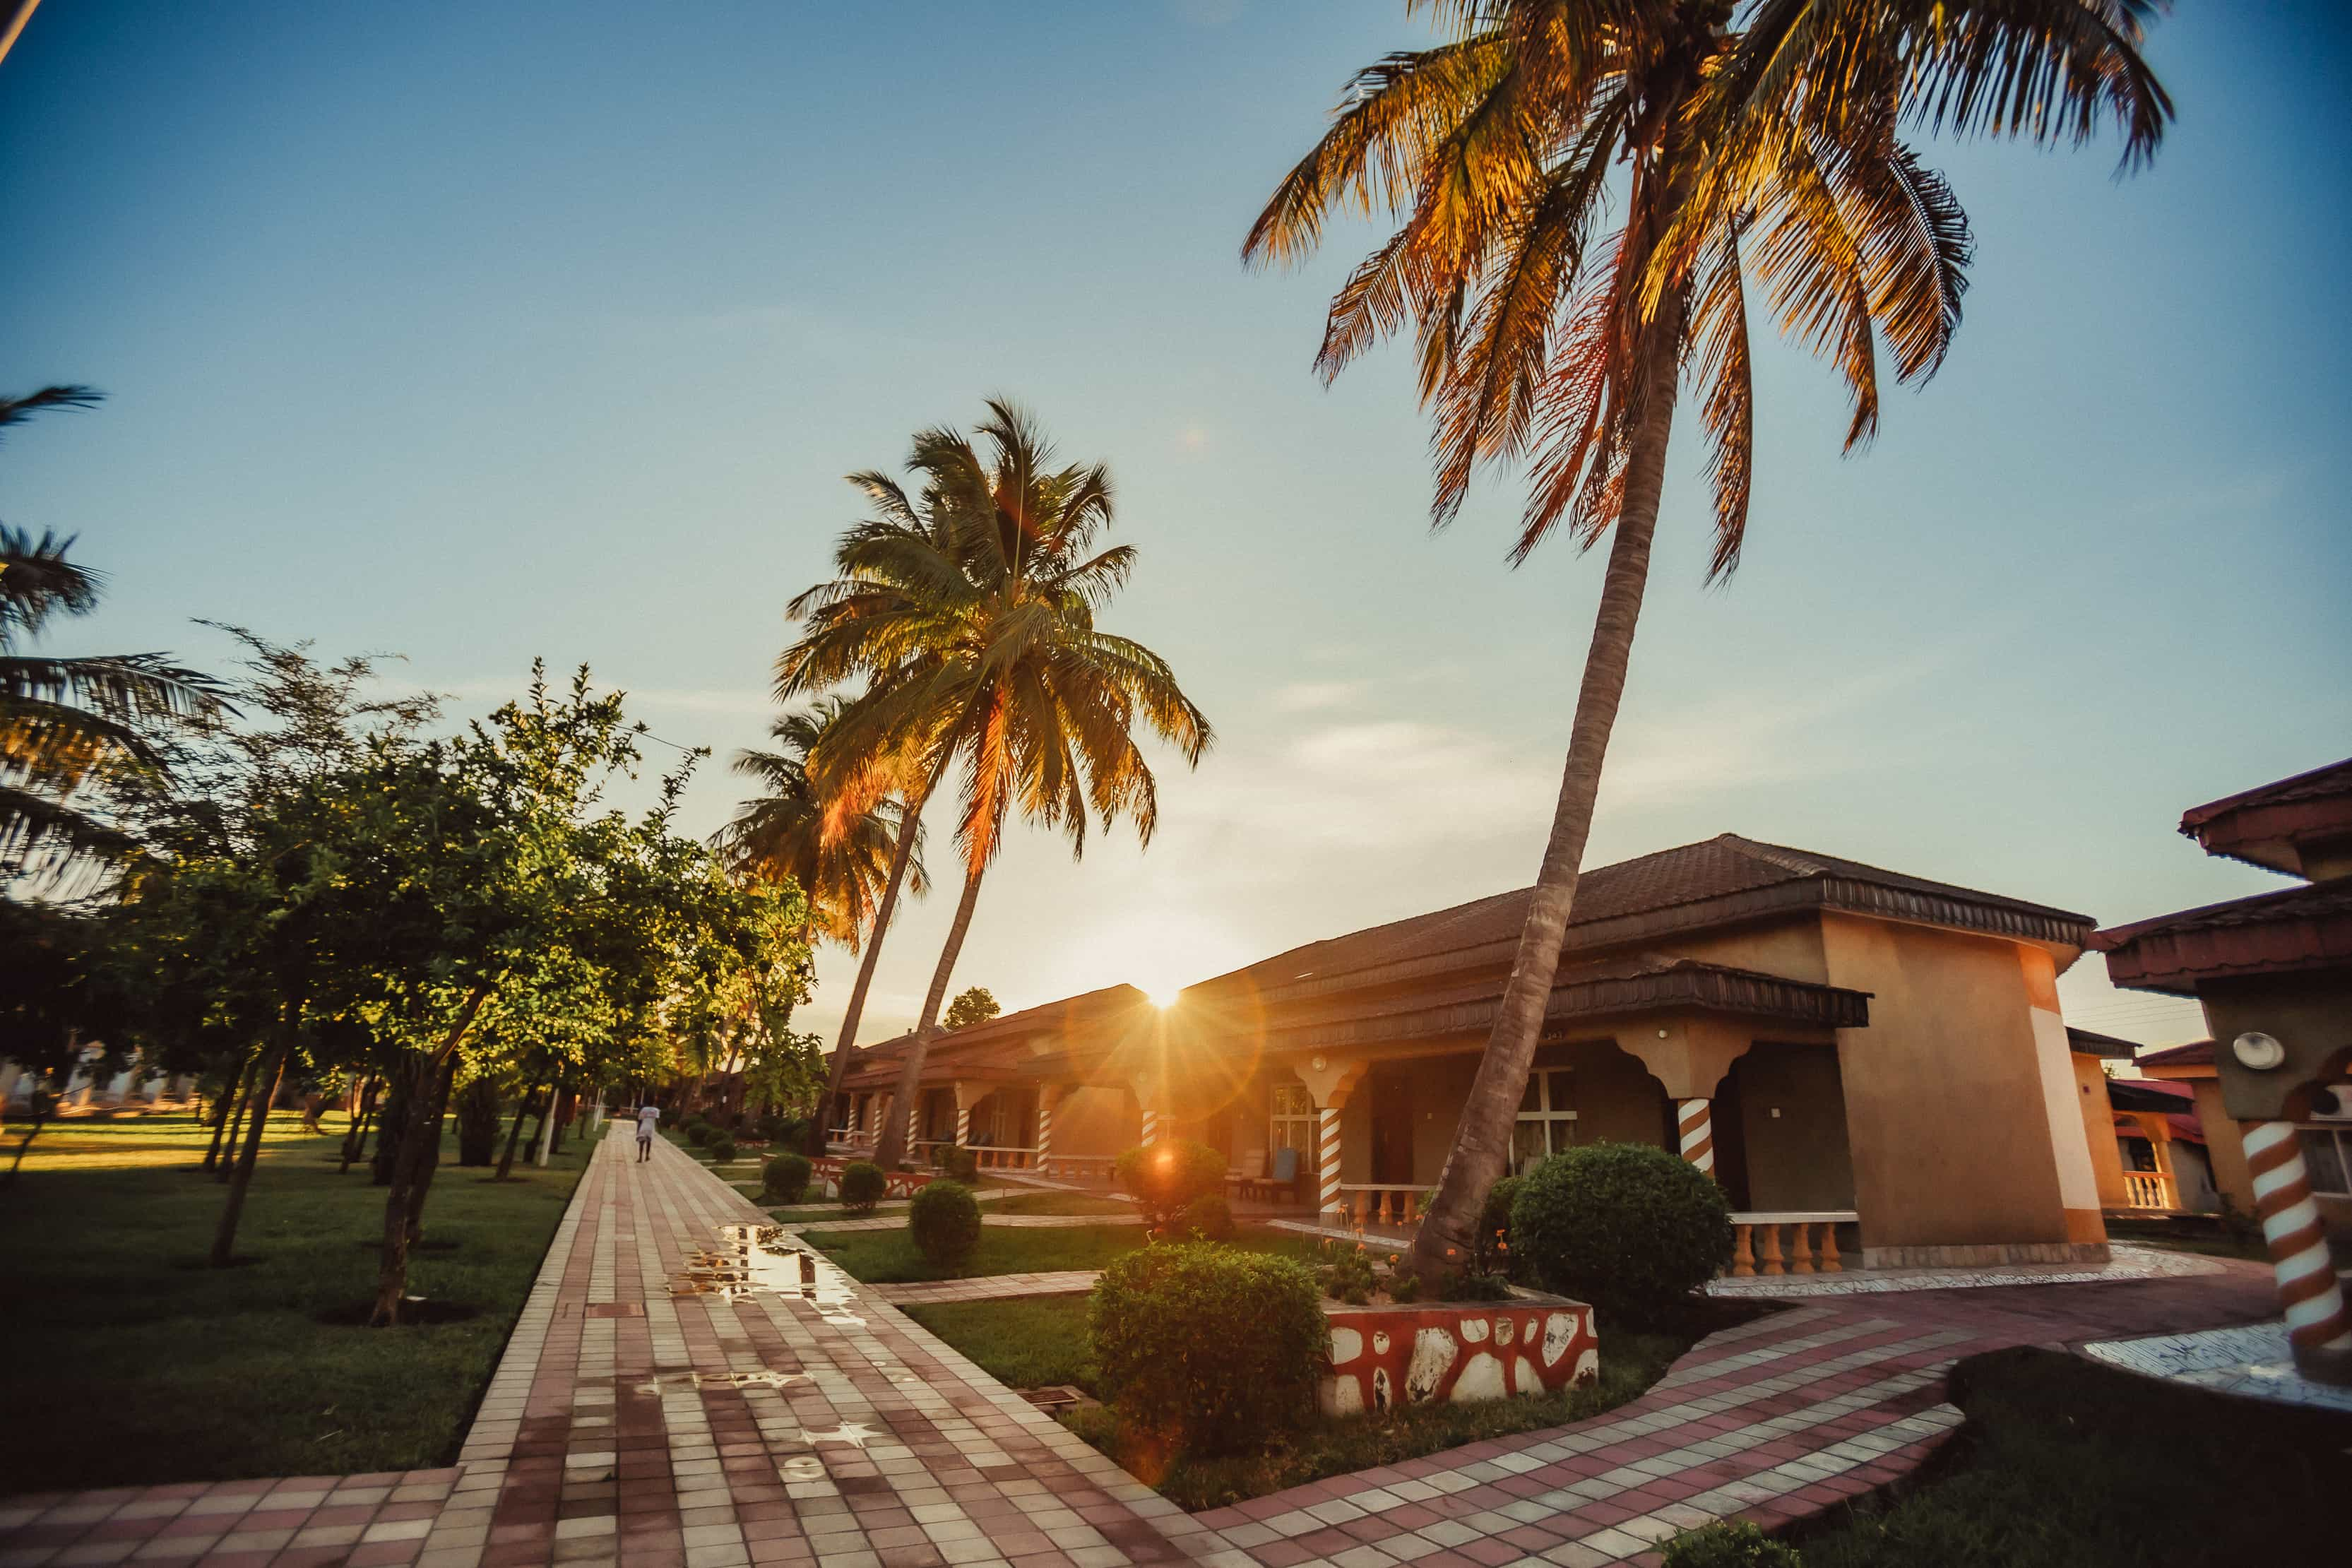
[841,833,2113,1272]
[2093,756,2352,1384]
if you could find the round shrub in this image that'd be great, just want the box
[935,1144,979,1183]
[1658,1521,1801,1568]
[1091,1243,1326,1456]
[1511,1141,1733,1324]
[908,1180,983,1269]
[706,1132,737,1163]
[840,1160,886,1213]
[1112,1139,1228,1233]
[763,1151,812,1203]
[684,1119,715,1147]
[1178,1192,1235,1241]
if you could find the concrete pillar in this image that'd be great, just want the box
[1317,1106,1343,1221]
[1140,1107,1161,1146]
[2243,1120,2352,1371]
[1676,1098,1716,1177]
[1035,1086,1063,1175]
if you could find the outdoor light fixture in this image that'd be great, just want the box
[2231,1032,2286,1071]
[1310,1055,1326,1072]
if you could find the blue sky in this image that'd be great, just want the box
[6,1,2347,1050]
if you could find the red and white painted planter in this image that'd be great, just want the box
[806,1156,935,1201]
[1320,1297,1598,1416]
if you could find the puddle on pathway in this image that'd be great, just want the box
[671,1223,866,1327]
[632,1368,814,1395]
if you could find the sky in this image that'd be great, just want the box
[5,1,2348,1055]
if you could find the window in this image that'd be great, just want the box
[1271,1083,1316,1159]
[1513,1068,1579,1174]
[2300,1127,2350,1196]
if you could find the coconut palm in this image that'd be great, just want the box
[3,386,223,884]
[781,400,1212,1168]
[715,697,929,1137]
[1247,1,2169,1278]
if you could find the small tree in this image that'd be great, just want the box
[943,987,999,1031]
[1113,1139,1228,1236]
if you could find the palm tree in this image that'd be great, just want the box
[1247,1,2169,1279]
[3,386,223,884]
[781,400,1212,1168]
[715,698,928,1135]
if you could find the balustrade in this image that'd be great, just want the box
[2122,1170,2178,1210]
[1726,1211,1857,1276]
[1336,1184,1423,1228]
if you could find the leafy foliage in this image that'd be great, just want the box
[1091,1243,1328,1456]
[934,1144,979,1184]
[1476,1174,1521,1277]
[1113,1139,1228,1234]
[763,1152,813,1203]
[1661,1522,1802,1568]
[1510,1142,1733,1324]
[1179,1192,1235,1242]
[908,1179,983,1269]
[839,1160,886,1213]
[706,1132,737,1163]
[454,1076,503,1166]
[943,987,999,1030]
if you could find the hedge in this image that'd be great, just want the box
[1511,1141,1733,1323]
[764,1152,813,1203]
[840,1160,887,1214]
[908,1181,983,1269]
[1091,1243,1326,1456]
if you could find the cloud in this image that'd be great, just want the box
[1271,679,1367,713]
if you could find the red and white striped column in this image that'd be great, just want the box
[1318,1106,1343,1223]
[1033,1091,1056,1177]
[954,1099,973,1148]
[2244,1120,2352,1357]
[1676,1098,1716,1177]
[1140,1108,1160,1146]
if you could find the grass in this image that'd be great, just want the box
[904,1296,1098,1389]
[800,1220,1325,1283]
[0,1110,591,1493]
[1789,1345,2349,1566]
[982,1191,1135,1216]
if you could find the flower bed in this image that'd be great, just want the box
[1320,1296,1598,1415]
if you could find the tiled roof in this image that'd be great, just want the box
[2180,757,2352,829]
[848,982,1150,1073]
[2135,1038,2214,1070]
[1193,833,2091,999]
[2094,878,2352,994]
[2067,1026,2142,1059]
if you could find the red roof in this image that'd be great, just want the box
[2094,878,2352,994]
[2178,756,2352,876]
[2135,1038,2214,1070]
[2108,1078,2204,1144]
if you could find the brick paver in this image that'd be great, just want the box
[0,1129,2278,1568]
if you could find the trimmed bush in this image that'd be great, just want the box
[763,1151,812,1203]
[934,1144,980,1184]
[684,1119,715,1147]
[908,1180,983,1269]
[1387,1269,1422,1304]
[1178,1192,1235,1242]
[1112,1139,1228,1233]
[1511,1141,1733,1324]
[1475,1174,1521,1277]
[1659,1521,1802,1568]
[454,1076,503,1167]
[840,1160,887,1214]
[1091,1243,1327,1456]
[706,1132,737,1163]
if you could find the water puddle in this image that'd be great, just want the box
[631,1368,814,1396]
[670,1224,866,1326]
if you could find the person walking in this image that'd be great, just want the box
[634,1101,660,1163]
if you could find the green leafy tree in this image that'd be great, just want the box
[943,987,999,1031]
[1245,0,2170,1279]
[783,401,1212,1168]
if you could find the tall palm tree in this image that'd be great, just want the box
[715,697,929,1137]
[1247,1,2169,1278]
[3,386,223,884]
[782,400,1212,1168]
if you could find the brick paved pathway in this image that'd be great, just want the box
[0,1128,2278,1568]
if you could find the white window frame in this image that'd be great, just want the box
[2299,1124,2351,1196]
[1271,1083,1316,1158]
[1513,1067,1579,1174]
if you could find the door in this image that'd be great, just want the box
[1369,1067,1415,1185]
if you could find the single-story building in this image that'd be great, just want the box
[841,833,2115,1272]
[2093,755,2352,1382]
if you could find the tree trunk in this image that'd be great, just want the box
[210,1039,290,1266]
[533,1077,561,1167]
[804,756,950,1158]
[1408,292,1688,1285]
[340,1077,377,1174]
[549,1083,571,1157]
[874,865,985,1170]
[372,1056,420,1186]
[497,1080,538,1180]
[370,986,492,1326]
[214,1049,261,1182]
[404,1056,457,1244]
[203,1053,252,1172]
[4,1083,52,1184]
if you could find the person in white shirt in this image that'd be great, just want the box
[635,1103,660,1162]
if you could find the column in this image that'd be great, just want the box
[954,1087,974,1149]
[2243,1120,2352,1362]
[1317,1106,1343,1222]
[1035,1088,1060,1175]
[1676,1098,1715,1176]
[1140,1107,1161,1146]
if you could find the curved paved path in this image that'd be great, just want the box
[0,1129,2278,1568]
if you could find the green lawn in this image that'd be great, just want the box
[1788,1346,2350,1567]
[904,1288,1698,1511]
[801,1220,1325,1283]
[750,1186,1137,1221]
[0,1110,591,1493]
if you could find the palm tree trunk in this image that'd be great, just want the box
[1408,293,1688,1284]
[804,756,951,1157]
[210,1035,290,1267]
[874,865,985,1170]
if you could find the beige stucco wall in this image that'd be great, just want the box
[1050,1084,1139,1158]
[1730,1042,1855,1212]
[2074,1053,2130,1208]
[1667,919,1831,985]
[2186,1079,2257,1216]
[1820,913,2077,1251]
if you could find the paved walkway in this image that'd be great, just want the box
[0,1130,2280,1568]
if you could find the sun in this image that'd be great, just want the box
[1148,987,1182,1010]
